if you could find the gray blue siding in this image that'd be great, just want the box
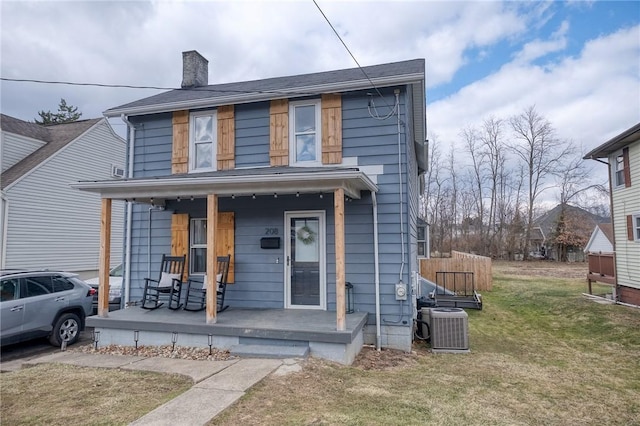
[126,87,420,345]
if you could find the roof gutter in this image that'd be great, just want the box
[103,73,425,118]
[72,170,378,200]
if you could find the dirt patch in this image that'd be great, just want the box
[351,344,426,371]
[493,260,586,279]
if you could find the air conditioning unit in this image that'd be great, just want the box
[429,307,469,353]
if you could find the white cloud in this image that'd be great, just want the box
[429,24,640,153]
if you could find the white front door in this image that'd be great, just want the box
[285,211,326,309]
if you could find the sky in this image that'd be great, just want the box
[1,0,639,169]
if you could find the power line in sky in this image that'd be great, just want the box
[311,0,392,110]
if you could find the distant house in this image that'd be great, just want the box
[0,114,126,273]
[585,122,640,306]
[584,223,614,254]
[529,203,607,261]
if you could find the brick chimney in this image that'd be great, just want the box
[181,50,208,88]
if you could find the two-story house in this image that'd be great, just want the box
[585,122,640,306]
[75,51,427,363]
[1,114,125,275]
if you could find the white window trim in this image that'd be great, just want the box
[633,213,640,242]
[417,224,428,258]
[189,110,217,173]
[612,149,626,188]
[289,99,322,167]
[190,218,207,274]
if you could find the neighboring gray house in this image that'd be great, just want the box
[75,52,427,362]
[0,114,126,274]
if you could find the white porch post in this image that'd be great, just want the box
[335,188,346,330]
[206,194,218,324]
[98,198,112,318]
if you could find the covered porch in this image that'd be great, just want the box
[74,167,380,363]
[87,306,368,364]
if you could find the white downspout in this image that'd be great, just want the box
[121,114,135,306]
[372,192,381,350]
[0,193,8,269]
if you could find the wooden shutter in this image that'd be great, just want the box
[321,94,342,164]
[217,105,235,170]
[627,215,635,241]
[172,111,189,174]
[171,213,189,280]
[623,147,631,188]
[217,212,235,283]
[270,99,289,166]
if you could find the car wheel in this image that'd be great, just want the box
[49,313,81,346]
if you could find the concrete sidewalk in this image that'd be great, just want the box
[6,351,298,425]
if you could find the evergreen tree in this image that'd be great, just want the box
[35,98,82,124]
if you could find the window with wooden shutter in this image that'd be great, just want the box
[270,99,289,166]
[217,105,235,170]
[321,93,342,164]
[628,214,640,241]
[186,212,235,283]
[172,111,189,174]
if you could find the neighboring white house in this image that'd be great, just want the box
[584,223,614,254]
[585,122,640,306]
[0,114,126,274]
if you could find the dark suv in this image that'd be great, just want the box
[0,270,95,347]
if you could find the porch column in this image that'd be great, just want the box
[334,188,346,330]
[98,198,112,317]
[206,194,218,324]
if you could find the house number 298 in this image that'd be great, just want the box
[265,228,279,235]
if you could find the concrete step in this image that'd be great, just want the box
[230,344,309,359]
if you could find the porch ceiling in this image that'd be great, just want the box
[72,166,378,201]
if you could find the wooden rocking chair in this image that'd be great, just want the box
[141,254,186,310]
[183,255,230,312]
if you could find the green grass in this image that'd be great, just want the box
[211,269,640,425]
[0,364,192,425]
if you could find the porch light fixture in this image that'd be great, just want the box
[274,193,278,198]
[252,194,256,199]
[93,330,100,350]
[231,194,235,199]
[319,193,323,199]
[346,282,354,314]
[171,331,178,351]
[150,197,154,206]
[177,196,181,202]
[191,196,194,201]
[296,192,300,197]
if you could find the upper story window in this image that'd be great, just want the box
[290,99,321,166]
[614,151,626,187]
[190,111,217,172]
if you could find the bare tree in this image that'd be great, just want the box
[461,125,487,252]
[480,117,506,256]
[509,105,573,260]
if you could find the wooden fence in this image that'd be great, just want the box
[419,251,492,291]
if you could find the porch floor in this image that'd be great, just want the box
[87,306,368,345]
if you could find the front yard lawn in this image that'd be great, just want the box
[211,262,640,425]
